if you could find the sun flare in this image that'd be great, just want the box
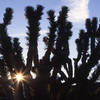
[15,73,24,83]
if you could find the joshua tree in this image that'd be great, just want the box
[71,17,100,100]
[1,5,100,100]
[0,8,13,74]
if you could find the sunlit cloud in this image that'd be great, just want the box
[62,0,90,22]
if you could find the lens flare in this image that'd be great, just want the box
[15,73,24,83]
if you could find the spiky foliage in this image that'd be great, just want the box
[1,5,100,100]
[0,8,14,73]
[45,7,74,100]
[13,38,25,71]
[36,10,57,77]
[43,10,56,60]
[51,6,73,80]
[3,8,13,26]
[0,8,15,100]
[90,17,97,54]
[0,58,7,78]
[25,5,43,72]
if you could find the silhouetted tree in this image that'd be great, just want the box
[1,5,100,100]
[13,38,25,71]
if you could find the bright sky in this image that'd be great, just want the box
[0,0,99,61]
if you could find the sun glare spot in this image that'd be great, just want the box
[15,73,24,83]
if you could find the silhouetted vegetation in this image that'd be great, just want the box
[0,5,100,100]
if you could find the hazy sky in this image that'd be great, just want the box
[0,0,99,60]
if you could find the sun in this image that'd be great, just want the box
[13,70,34,84]
[15,73,24,83]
